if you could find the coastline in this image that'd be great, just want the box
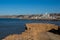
[3,23,60,40]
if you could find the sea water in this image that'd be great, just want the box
[0,18,60,39]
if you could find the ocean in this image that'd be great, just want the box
[0,18,60,39]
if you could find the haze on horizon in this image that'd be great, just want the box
[0,0,60,15]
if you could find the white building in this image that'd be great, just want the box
[41,13,56,19]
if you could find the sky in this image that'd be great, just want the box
[0,0,60,15]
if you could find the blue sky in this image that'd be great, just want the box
[0,0,60,15]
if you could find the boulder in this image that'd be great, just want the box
[26,23,58,32]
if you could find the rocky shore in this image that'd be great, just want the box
[2,23,60,40]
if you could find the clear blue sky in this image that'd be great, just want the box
[0,0,60,15]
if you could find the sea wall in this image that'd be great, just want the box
[3,23,59,40]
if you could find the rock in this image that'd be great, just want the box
[2,23,59,40]
[26,23,58,32]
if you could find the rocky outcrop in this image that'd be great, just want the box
[26,23,58,32]
[3,23,59,40]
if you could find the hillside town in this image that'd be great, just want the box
[16,13,60,20]
[0,13,60,20]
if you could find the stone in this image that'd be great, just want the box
[3,23,59,40]
[26,23,58,32]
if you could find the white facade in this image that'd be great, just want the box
[41,13,56,19]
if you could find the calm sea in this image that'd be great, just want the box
[0,18,60,39]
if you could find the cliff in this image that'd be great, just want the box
[2,23,60,40]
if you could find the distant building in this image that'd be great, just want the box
[40,13,56,19]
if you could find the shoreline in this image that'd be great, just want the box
[3,23,60,40]
[7,17,59,21]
